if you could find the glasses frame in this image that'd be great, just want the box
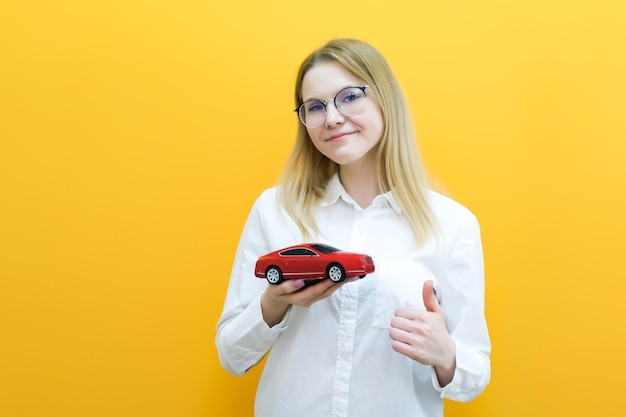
[294,85,370,128]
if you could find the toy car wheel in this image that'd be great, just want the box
[327,264,345,283]
[265,266,283,285]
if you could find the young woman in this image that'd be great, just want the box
[216,38,491,417]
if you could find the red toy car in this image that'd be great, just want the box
[255,243,375,285]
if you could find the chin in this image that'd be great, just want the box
[330,156,357,166]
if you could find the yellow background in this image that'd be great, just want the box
[1,1,625,416]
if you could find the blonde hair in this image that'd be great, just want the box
[279,38,438,247]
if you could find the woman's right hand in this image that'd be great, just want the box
[260,278,349,327]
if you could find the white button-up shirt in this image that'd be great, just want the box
[216,175,491,417]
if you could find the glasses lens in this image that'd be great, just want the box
[298,100,326,128]
[297,87,368,128]
[336,87,367,116]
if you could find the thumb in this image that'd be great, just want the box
[422,280,443,313]
[290,279,306,291]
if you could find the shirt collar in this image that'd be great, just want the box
[321,174,403,214]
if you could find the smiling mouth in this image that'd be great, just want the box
[326,132,352,141]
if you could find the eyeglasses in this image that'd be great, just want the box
[295,85,369,128]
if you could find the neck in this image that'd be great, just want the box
[338,164,381,209]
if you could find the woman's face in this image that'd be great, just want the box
[300,61,384,169]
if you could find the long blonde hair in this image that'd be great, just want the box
[279,38,438,247]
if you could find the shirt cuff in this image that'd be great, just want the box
[430,338,489,402]
[221,294,291,375]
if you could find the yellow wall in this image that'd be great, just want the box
[1,1,625,416]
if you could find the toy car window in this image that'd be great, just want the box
[310,243,340,254]
[280,248,316,256]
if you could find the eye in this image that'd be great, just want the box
[338,88,364,104]
[305,101,325,113]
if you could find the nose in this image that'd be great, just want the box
[324,100,345,126]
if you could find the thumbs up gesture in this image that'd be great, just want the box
[389,280,457,386]
[421,279,443,314]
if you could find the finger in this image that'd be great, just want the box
[267,279,305,297]
[389,325,414,345]
[393,306,421,321]
[293,280,344,306]
[422,280,442,313]
[390,315,415,332]
[289,279,306,291]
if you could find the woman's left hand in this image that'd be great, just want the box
[389,280,457,386]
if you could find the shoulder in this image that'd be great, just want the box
[245,184,302,244]
[252,185,281,210]
[428,190,480,232]
[427,191,483,264]
[249,185,294,227]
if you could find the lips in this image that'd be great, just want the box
[326,131,353,141]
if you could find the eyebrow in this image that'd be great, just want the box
[301,85,356,103]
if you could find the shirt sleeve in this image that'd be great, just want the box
[215,193,290,376]
[432,215,492,401]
